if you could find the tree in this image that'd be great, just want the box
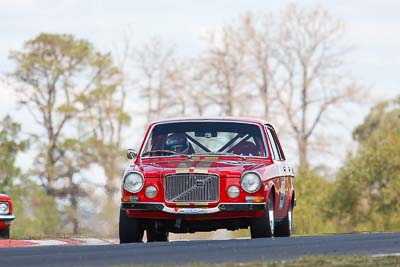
[327,97,400,232]
[274,5,362,169]
[237,13,278,120]
[10,182,61,238]
[199,23,252,116]
[195,6,362,166]
[136,38,186,123]
[0,115,28,192]
[183,60,213,116]
[76,51,130,197]
[9,33,122,234]
[294,168,335,235]
[0,115,60,238]
[10,34,90,197]
[352,97,400,143]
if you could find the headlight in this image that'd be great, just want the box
[145,186,158,198]
[227,186,240,199]
[0,202,9,214]
[241,172,262,193]
[123,172,144,193]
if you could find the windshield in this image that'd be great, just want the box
[141,121,268,158]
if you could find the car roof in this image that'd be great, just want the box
[150,117,277,130]
[151,117,271,126]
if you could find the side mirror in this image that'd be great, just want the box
[127,149,137,160]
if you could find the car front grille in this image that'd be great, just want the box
[164,173,219,203]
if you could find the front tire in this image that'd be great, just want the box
[0,228,10,239]
[274,202,293,237]
[250,192,274,238]
[119,209,144,243]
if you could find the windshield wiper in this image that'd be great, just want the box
[200,152,246,160]
[142,150,191,158]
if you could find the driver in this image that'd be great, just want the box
[165,133,190,154]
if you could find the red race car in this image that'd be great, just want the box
[119,118,295,243]
[0,194,15,239]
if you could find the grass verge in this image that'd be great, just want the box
[116,255,400,267]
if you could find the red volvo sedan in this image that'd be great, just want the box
[119,118,295,243]
[0,194,15,239]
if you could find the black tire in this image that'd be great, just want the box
[119,209,144,243]
[274,202,293,237]
[250,192,274,238]
[0,228,10,239]
[146,228,169,242]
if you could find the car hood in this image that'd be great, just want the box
[136,157,270,177]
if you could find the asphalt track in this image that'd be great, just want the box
[1,232,400,267]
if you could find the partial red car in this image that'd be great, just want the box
[0,194,15,239]
[119,118,295,243]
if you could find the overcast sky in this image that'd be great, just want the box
[1,0,399,97]
[0,0,399,168]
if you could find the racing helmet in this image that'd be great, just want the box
[165,133,189,153]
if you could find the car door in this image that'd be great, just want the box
[265,126,288,218]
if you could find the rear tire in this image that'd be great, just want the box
[274,202,293,237]
[119,209,144,243]
[250,192,274,238]
[0,228,10,239]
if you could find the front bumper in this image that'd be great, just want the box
[0,214,15,224]
[121,202,265,214]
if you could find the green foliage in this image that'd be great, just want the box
[9,33,93,87]
[10,182,61,238]
[353,96,400,142]
[293,168,336,235]
[8,33,99,189]
[0,115,29,192]
[95,201,120,237]
[0,116,60,238]
[327,96,400,232]
[9,32,128,235]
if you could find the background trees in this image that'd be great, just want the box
[9,35,95,231]
[136,38,185,121]
[0,116,28,192]
[274,5,362,169]
[9,33,127,234]
[199,21,252,117]
[1,4,398,237]
[186,6,362,169]
[327,97,400,232]
[293,168,335,235]
[0,115,60,238]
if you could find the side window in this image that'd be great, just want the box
[266,127,283,161]
[270,128,285,160]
